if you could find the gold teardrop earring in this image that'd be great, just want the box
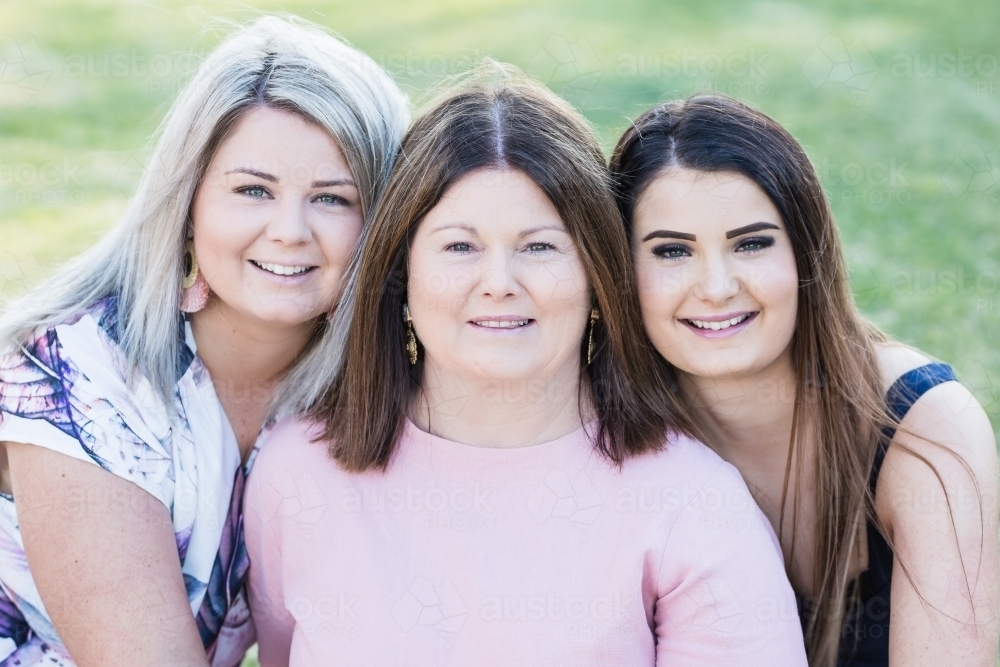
[404,303,418,365]
[180,239,209,313]
[587,308,600,365]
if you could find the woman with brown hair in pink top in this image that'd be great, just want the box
[244,68,808,667]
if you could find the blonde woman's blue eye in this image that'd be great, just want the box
[315,193,346,205]
[237,185,270,199]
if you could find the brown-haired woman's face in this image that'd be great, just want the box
[631,168,799,380]
[407,168,590,387]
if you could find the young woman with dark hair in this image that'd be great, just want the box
[610,94,998,667]
[244,70,808,666]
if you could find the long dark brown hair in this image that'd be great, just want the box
[610,94,892,666]
[311,65,696,472]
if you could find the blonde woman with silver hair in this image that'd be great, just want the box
[0,15,407,667]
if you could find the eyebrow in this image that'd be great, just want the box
[518,225,568,238]
[312,178,356,188]
[226,167,277,182]
[725,222,780,239]
[430,224,569,237]
[431,224,479,235]
[225,168,356,189]
[642,229,697,242]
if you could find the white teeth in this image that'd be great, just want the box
[253,261,312,276]
[688,313,752,330]
[476,319,530,328]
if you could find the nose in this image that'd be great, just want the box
[264,198,312,246]
[479,247,521,300]
[692,253,741,305]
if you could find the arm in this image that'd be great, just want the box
[6,441,210,667]
[878,381,999,666]
[654,464,808,666]
[244,445,295,667]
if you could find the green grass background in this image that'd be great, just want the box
[0,1,997,664]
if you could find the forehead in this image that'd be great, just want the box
[634,168,782,233]
[211,106,348,170]
[422,168,564,230]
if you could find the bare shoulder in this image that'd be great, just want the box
[873,343,998,533]
[873,342,932,393]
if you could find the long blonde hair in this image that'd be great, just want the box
[0,15,409,404]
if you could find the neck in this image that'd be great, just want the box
[189,298,316,404]
[412,360,589,448]
[680,348,798,465]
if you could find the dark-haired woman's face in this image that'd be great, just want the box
[631,168,798,381]
[407,168,590,389]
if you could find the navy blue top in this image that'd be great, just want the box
[797,362,957,666]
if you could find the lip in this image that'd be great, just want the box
[679,311,758,339]
[467,315,536,333]
[249,259,318,282]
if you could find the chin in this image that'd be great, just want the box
[251,303,323,327]
[467,357,545,383]
[681,354,773,381]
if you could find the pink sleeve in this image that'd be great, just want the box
[244,443,296,667]
[654,463,808,666]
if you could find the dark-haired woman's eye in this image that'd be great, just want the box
[735,236,775,254]
[446,242,473,253]
[235,185,272,199]
[652,243,691,260]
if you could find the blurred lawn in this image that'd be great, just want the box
[0,1,997,663]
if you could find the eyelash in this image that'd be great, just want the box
[235,185,271,199]
[444,242,558,254]
[651,236,775,260]
[736,236,775,254]
[234,185,348,206]
[652,243,691,260]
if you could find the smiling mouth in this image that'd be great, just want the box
[250,260,316,276]
[683,312,755,331]
[470,319,534,329]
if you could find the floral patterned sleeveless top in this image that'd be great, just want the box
[0,297,265,666]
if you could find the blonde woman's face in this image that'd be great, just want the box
[190,106,363,328]
[632,168,799,380]
[407,168,591,386]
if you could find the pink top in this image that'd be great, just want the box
[245,418,807,667]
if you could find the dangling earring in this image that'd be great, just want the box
[586,308,600,365]
[403,303,418,365]
[180,240,210,313]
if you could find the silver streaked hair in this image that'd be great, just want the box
[0,15,409,410]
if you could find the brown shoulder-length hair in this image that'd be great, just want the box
[610,94,889,667]
[310,64,697,473]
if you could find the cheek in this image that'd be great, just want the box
[190,191,259,283]
[752,253,799,335]
[407,253,474,321]
[522,257,589,308]
[635,260,686,322]
[314,213,364,277]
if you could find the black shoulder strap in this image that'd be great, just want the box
[870,362,957,494]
